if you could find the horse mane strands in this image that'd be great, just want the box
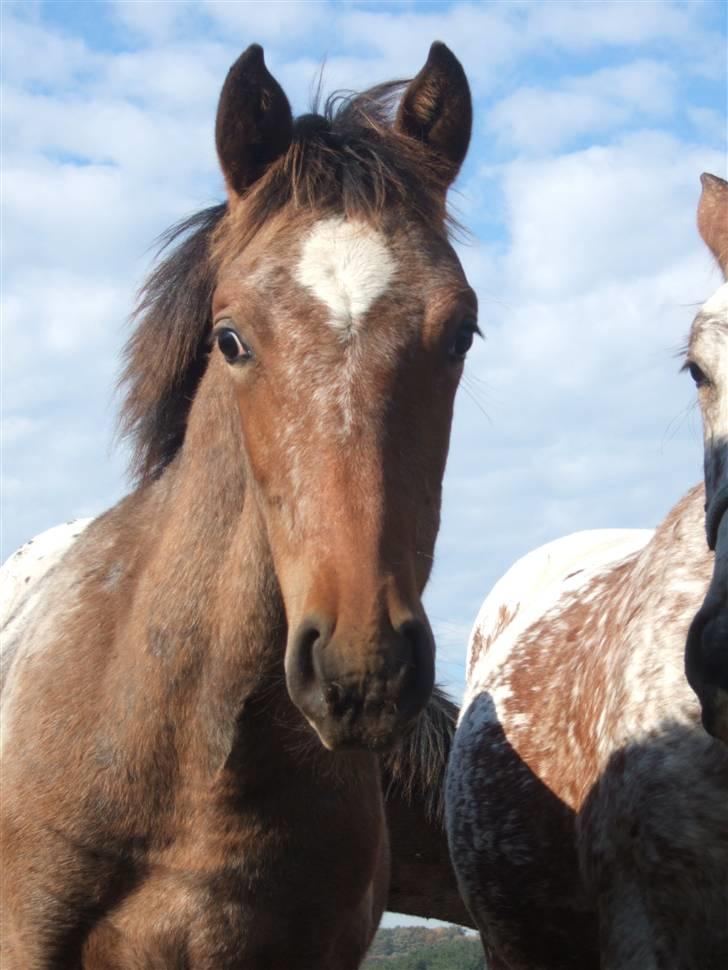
[118,204,227,485]
[381,686,459,823]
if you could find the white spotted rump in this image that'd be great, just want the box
[295,217,395,336]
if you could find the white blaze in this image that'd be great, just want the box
[295,217,395,335]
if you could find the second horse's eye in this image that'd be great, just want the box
[688,361,709,388]
[217,328,252,364]
[449,319,480,361]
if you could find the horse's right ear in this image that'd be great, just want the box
[395,42,472,187]
[215,44,293,200]
[698,173,728,277]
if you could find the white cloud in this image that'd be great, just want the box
[524,0,718,62]
[100,42,226,113]
[111,0,194,41]
[4,87,217,183]
[687,105,728,144]
[488,60,678,153]
[1,9,100,88]
[338,3,527,92]
[201,0,331,43]
[499,131,724,299]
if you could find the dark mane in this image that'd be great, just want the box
[118,204,226,484]
[119,83,457,485]
[380,686,459,823]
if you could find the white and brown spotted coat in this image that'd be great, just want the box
[446,486,728,970]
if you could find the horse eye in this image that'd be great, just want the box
[449,319,479,361]
[687,361,709,388]
[216,327,252,364]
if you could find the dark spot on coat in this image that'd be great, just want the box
[148,627,172,659]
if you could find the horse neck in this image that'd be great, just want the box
[123,368,291,767]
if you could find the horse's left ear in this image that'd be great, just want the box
[395,42,472,186]
[698,173,728,277]
[215,44,293,200]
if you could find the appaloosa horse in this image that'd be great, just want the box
[446,179,728,969]
[685,172,728,743]
[1,43,476,968]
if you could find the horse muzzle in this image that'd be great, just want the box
[284,615,435,750]
[685,603,728,743]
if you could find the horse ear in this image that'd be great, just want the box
[698,173,728,277]
[215,44,293,199]
[395,42,472,186]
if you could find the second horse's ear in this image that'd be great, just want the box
[698,173,728,277]
[395,42,472,187]
[215,44,293,200]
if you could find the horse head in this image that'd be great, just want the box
[685,172,728,742]
[207,44,474,750]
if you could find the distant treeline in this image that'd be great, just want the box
[364,925,484,968]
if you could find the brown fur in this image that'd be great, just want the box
[1,43,474,968]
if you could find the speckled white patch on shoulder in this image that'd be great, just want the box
[295,217,395,336]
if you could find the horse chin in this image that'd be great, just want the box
[301,708,416,753]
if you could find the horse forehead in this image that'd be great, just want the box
[691,283,728,350]
[701,280,728,319]
[294,216,396,336]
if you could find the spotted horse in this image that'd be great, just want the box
[446,176,728,970]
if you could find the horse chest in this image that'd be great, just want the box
[80,774,387,969]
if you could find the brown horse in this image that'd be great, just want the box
[446,178,728,969]
[0,517,473,935]
[685,172,728,743]
[0,43,475,968]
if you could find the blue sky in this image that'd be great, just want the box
[2,0,726,931]
[3,0,726,690]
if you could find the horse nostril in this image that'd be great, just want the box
[324,681,344,707]
[395,617,435,715]
[286,618,325,697]
[398,618,432,665]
